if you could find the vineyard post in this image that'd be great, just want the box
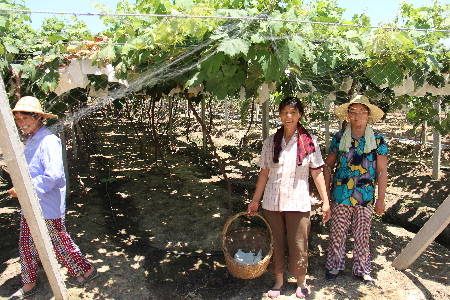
[262,100,270,140]
[392,193,450,270]
[0,81,68,299]
[432,98,441,180]
[255,102,260,122]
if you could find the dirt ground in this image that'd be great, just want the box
[0,110,449,300]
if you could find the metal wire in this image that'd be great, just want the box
[2,8,450,33]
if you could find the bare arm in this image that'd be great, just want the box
[323,153,337,199]
[311,167,331,223]
[7,187,17,198]
[247,168,269,213]
[375,154,388,215]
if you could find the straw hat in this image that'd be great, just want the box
[335,95,384,123]
[12,96,58,119]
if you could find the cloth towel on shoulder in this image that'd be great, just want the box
[273,123,315,165]
[339,124,377,153]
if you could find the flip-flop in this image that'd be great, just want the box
[68,269,98,286]
[267,284,285,298]
[8,286,38,300]
[296,286,309,298]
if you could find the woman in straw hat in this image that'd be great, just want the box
[248,97,330,298]
[7,96,97,299]
[323,95,388,286]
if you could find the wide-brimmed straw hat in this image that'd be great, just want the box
[335,95,384,123]
[12,96,58,119]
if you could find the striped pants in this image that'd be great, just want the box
[325,203,373,276]
[19,217,92,284]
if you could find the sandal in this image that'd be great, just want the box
[8,286,38,300]
[296,286,309,298]
[267,284,285,298]
[68,268,98,286]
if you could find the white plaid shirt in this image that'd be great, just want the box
[258,132,324,212]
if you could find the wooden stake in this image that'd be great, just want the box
[0,81,68,299]
[392,194,450,270]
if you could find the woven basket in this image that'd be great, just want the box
[222,212,274,279]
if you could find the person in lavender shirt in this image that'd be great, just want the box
[7,96,97,299]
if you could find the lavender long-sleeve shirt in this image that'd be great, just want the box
[23,125,66,219]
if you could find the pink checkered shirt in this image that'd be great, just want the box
[258,132,324,212]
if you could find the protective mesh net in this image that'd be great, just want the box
[1,0,449,252]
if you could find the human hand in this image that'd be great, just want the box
[7,187,17,198]
[247,200,259,215]
[321,203,331,223]
[374,200,385,215]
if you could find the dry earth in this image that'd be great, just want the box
[0,111,449,300]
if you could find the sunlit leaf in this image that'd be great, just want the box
[4,43,19,53]
[257,50,284,81]
[46,35,66,42]
[217,38,250,57]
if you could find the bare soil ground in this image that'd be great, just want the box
[0,111,449,300]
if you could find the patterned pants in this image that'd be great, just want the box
[19,217,92,284]
[325,203,373,276]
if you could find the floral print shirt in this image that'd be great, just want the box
[329,129,388,207]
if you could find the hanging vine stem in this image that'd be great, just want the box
[186,94,233,218]
[123,100,145,155]
[237,99,256,157]
[8,65,22,101]
[150,94,170,171]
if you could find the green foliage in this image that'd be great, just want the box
[1,0,450,130]
[405,95,450,136]
[366,61,404,88]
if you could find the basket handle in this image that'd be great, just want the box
[222,211,273,246]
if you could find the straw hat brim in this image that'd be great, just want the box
[12,106,58,119]
[335,99,384,124]
[12,96,58,119]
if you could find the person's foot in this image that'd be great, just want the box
[356,274,375,286]
[8,283,38,300]
[325,270,341,280]
[267,274,284,298]
[295,275,309,298]
[68,267,98,286]
[267,284,285,298]
[296,286,309,298]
